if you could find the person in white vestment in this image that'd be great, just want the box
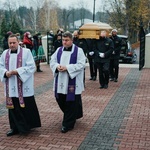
[50,32,86,133]
[0,34,41,136]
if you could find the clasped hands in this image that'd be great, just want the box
[57,65,67,72]
[6,70,18,78]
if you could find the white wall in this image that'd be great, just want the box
[145,33,150,68]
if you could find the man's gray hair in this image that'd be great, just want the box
[112,29,118,33]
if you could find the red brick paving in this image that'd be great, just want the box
[114,68,150,150]
[0,63,149,150]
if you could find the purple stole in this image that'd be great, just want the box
[5,48,25,109]
[55,45,78,101]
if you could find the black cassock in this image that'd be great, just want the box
[8,96,41,133]
[56,94,83,129]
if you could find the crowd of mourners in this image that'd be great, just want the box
[2,28,122,85]
[2,31,46,72]
[48,28,122,88]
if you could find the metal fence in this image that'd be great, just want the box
[139,21,145,71]
[46,32,55,64]
[0,40,3,56]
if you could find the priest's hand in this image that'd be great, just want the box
[60,66,67,72]
[11,70,18,75]
[57,65,61,71]
[57,65,67,72]
[6,71,12,78]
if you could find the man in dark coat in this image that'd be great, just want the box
[109,29,122,82]
[93,31,114,89]
[87,39,97,81]
[73,30,88,55]
[54,33,62,51]
[3,31,13,50]
[73,30,88,85]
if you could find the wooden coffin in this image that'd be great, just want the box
[79,22,113,39]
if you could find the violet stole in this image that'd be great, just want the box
[5,48,25,109]
[55,46,78,101]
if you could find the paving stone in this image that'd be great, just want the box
[0,64,150,150]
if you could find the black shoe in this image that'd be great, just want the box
[6,129,19,136]
[104,84,108,89]
[37,69,43,72]
[109,78,114,81]
[114,78,118,82]
[61,126,73,133]
[89,77,93,80]
[93,76,96,81]
[100,85,104,89]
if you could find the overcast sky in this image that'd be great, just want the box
[1,0,104,12]
[56,0,102,12]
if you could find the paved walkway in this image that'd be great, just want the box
[0,63,150,150]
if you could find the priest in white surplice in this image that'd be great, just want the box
[0,34,41,136]
[50,32,86,133]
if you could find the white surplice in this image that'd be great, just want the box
[0,46,36,97]
[50,44,86,95]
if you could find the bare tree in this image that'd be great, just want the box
[104,0,150,42]
[3,0,18,27]
[76,0,88,25]
[26,0,45,32]
[39,0,59,32]
[96,0,111,22]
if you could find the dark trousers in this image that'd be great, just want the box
[88,58,97,78]
[110,59,119,79]
[56,94,83,129]
[97,62,110,86]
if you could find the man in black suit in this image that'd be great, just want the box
[109,29,122,82]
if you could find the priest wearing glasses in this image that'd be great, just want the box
[0,34,41,136]
[50,31,86,133]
